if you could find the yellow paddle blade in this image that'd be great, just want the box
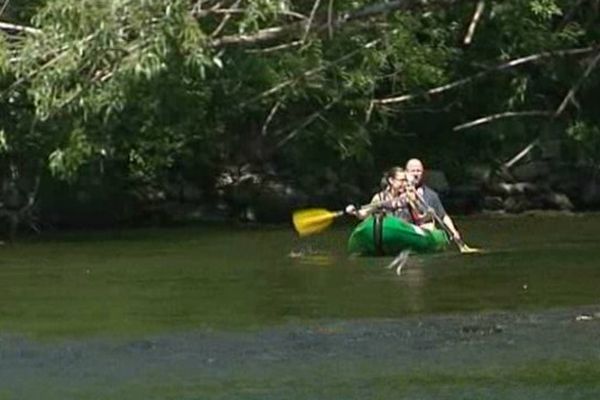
[292,208,339,236]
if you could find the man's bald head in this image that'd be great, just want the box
[405,158,424,186]
[406,159,423,170]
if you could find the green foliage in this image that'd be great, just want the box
[48,128,92,180]
[0,37,8,75]
[530,0,562,20]
[0,0,599,218]
[566,121,600,166]
[19,0,210,120]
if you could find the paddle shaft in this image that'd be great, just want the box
[352,196,401,217]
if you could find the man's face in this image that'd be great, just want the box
[406,162,424,185]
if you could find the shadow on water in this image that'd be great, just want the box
[1,215,600,399]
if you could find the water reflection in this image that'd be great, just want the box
[0,214,598,338]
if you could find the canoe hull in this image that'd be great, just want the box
[347,215,449,256]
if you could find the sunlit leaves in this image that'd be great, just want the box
[48,128,93,180]
[565,121,600,165]
[507,76,530,109]
[18,0,211,121]
[530,0,562,21]
[0,130,9,153]
[238,0,291,33]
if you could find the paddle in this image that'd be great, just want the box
[292,198,394,237]
[409,189,480,254]
[292,208,345,236]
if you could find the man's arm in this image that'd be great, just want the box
[427,188,462,240]
[345,193,381,219]
[442,214,461,241]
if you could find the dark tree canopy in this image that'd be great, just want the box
[1,0,600,227]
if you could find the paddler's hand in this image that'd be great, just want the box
[345,204,358,216]
[406,186,416,197]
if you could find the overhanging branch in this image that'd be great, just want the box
[453,111,552,131]
[501,48,600,169]
[241,39,381,106]
[210,0,472,47]
[463,0,485,45]
[371,45,599,107]
[0,21,41,35]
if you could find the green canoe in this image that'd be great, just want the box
[347,215,449,256]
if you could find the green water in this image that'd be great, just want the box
[0,214,599,338]
[1,214,600,399]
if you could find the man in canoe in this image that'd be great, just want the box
[405,158,463,241]
[345,166,412,220]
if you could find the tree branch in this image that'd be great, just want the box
[191,1,222,18]
[0,21,41,35]
[274,97,341,149]
[241,39,380,107]
[244,40,303,54]
[453,111,551,131]
[0,1,10,18]
[327,0,335,38]
[371,45,599,107]
[210,0,242,38]
[554,49,600,117]
[463,0,485,45]
[302,0,322,44]
[504,139,540,169]
[210,0,470,47]
[500,48,600,169]
[261,100,283,136]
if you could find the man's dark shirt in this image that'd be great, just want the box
[408,184,447,224]
[421,185,446,219]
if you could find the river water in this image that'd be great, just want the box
[1,214,599,399]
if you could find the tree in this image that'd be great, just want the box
[1,0,600,229]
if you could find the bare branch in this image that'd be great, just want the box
[213,25,291,46]
[244,40,303,54]
[504,139,540,169]
[0,21,41,35]
[372,45,599,107]
[191,1,222,18]
[302,0,322,44]
[0,1,10,18]
[327,0,335,38]
[274,98,341,149]
[261,100,283,136]
[211,0,469,47]
[501,48,600,169]
[554,49,600,117]
[463,0,485,45]
[210,0,242,38]
[453,111,551,131]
